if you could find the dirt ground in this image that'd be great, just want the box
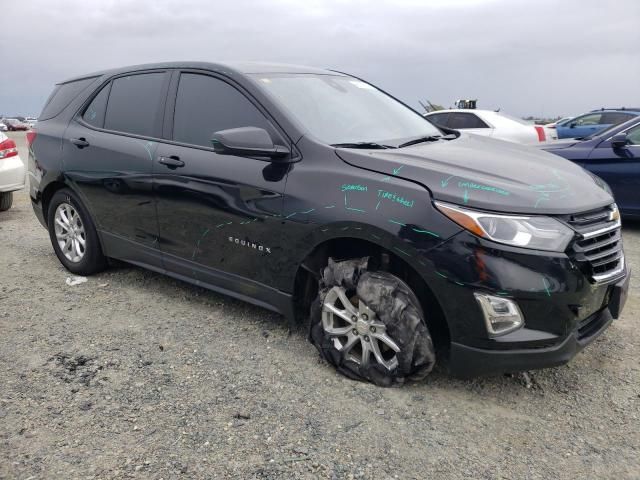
[1,132,639,479]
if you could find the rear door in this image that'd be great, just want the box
[63,70,170,267]
[153,70,291,286]
[583,122,640,216]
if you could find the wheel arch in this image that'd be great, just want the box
[292,236,451,351]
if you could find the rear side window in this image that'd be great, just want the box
[601,112,633,125]
[39,77,97,121]
[447,113,489,129]
[427,113,449,127]
[172,73,275,148]
[104,73,165,137]
[82,84,111,128]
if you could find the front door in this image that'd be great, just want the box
[583,123,640,216]
[153,71,291,288]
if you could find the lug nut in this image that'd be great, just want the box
[352,329,358,336]
[351,316,357,322]
[364,335,370,342]
[370,326,376,333]
[362,314,368,321]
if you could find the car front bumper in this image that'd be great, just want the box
[420,230,630,377]
[0,155,26,192]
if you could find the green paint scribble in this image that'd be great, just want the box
[458,181,509,196]
[216,221,233,228]
[191,227,211,260]
[412,228,440,238]
[435,271,448,279]
[346,207,366,213]
[463,189,469,204]
[388,219,406,227]
[441,175,455,188]
[393,246,411,257]
[324,205,336,209]
[377,189,414,208]
[542,277,551,297]
[300,208,315,214]
[141,141,154,161]
[392,166,404,175]
[375,201,381,210]
[341,184,368,192]
[285,212,297,219]
[454,281,465,286]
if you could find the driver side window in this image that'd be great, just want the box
[626,124,640,145]
[172,73,277,149]
[575,113,602,126]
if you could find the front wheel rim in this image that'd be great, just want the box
[321,286,400,371]
[54,202,86,263]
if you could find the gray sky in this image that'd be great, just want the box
[1,0,638,118]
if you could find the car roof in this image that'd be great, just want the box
[58,61,343,85]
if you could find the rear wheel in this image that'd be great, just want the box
[0,192,13,211]
[309,258,436,387]
[47,189,107,276]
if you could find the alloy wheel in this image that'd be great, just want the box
[54,202,86,263]
[321,286,400,371]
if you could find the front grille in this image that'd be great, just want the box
[566,205,625,283]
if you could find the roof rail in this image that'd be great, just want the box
[590,107,640,112]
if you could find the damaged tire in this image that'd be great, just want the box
[310,257,435,387]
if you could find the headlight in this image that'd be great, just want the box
[435,202,574,252]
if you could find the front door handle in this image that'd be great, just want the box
[158,156,185,169]
[71,137,90,149]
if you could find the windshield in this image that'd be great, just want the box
[252,74,441,146]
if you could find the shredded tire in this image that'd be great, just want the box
[309,257,436,387]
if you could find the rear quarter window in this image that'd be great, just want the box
[448,113,489,129]
[39,77,98,121]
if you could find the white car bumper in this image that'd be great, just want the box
[0,154,26,192]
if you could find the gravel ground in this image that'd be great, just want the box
[1,132,639,479]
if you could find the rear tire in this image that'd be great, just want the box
[0,192,13,211]
[47,188,107,276]
[309,257,436,387]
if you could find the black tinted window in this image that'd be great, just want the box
[39,77,97,120]
[173,73,274,148]
[82,84,110,128]
[427,113,449,127]
[448,113,489,129]
[104,73,165,137]
[601,112,633,125]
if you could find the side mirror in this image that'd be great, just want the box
[212,127,290,160]
[611,133,628,149]
[569,122,577,128]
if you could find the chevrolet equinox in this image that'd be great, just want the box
[28,62,630,386]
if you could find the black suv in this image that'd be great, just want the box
[28,62,629,386]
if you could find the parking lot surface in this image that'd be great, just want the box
[1,132,639,479]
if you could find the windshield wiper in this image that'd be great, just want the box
[331,142,395,149]
[398,134,456,148]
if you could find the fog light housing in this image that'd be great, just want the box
[474,293,524,337]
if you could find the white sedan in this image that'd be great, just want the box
[0,132,26,211]
[424,109,548,144]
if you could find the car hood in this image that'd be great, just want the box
[336,134,612,215]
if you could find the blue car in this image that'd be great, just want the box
[556,108,640,139]
[541,117,640,217]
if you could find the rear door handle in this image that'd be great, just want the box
[158,156,185,169]
[71,137,90,148]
